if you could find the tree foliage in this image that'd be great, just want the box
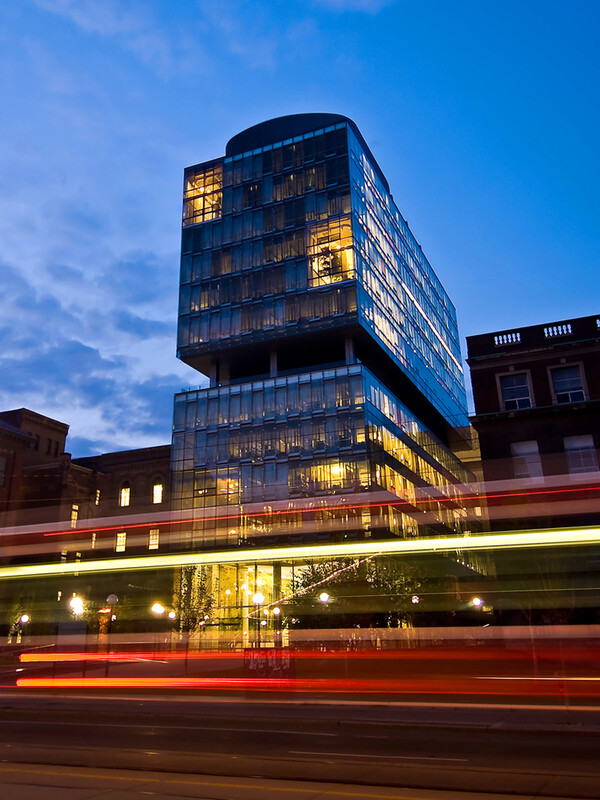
[173,565,214,632]
[288,556,423,627]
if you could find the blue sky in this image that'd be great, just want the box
[1,0,598,455]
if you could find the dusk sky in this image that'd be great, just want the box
[1,0,598,456]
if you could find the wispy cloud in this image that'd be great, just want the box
[30,0,200,76]
[32,0,151,37]
[0,252,196,455]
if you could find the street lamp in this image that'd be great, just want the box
[151,602,165,615]
[319,592,330,603]
[103,594,119,635]
[272,606,281,640]
[20,614,30,625]
[69,595,84,616]
[471,596,483,608]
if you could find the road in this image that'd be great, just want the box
[0,761,588,800]
[1,692,600,798]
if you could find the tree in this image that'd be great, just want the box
[287,556,423,628]
[173,565,214,633]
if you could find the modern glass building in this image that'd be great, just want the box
[172,113,475,552]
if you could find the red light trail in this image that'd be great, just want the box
[25,481,600,539]
[15,675,600,698]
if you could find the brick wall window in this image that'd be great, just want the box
[564,435,598,474]
[550,365,585,404]
[499,373,532,410]
[510,440,543,479]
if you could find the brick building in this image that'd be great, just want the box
[467,313,600,529]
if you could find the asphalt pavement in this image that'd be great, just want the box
[0,761,591,800]
[0,692,600,797]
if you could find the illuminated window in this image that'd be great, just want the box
[183,163,223,226]
[550,365,585,404]
[307,216,354,287]
[217,474,239,502]
[119,483,130,507]
[152,482,164,504]
[510,441,543,479]
[115,532,126,552]
[290,460,369,493]
[564,435,598,474]
[95,489,101,506]
[70,504,78,529]
[0,456,6,488]
[499,373,532,410]
[149,528,160,550]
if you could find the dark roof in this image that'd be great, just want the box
[225,113,390,193]
[0,407,69,432]
[0,418,34,444]
[73,444,171,469]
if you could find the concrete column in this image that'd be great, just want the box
[273,562,281,601]
[219,359,230,386]
[345,336,355,365]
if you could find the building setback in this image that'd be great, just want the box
[172,113,478,550]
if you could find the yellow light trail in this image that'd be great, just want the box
[0,526,599,580]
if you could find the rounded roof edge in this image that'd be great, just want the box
[225,113,389,194]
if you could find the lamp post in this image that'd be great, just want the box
[16,613,29,644]
[69,595,84,616]
[105,594,118,637]
[273,606,281,642]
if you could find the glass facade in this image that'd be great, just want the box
[177,124,358,363]
[172,365,473,550]
[173,114,474,553]
[177,119,467,428]
[347,128,467,427]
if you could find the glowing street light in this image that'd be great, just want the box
[272,607,281,616]
[319,592,330,603]
[20,614,30,625]
[471,596,483,608]
[253,592,265,605]
[168,610,176,620]
[411,595,420,605]
[151,602,165,615]
[69,596,84,616]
